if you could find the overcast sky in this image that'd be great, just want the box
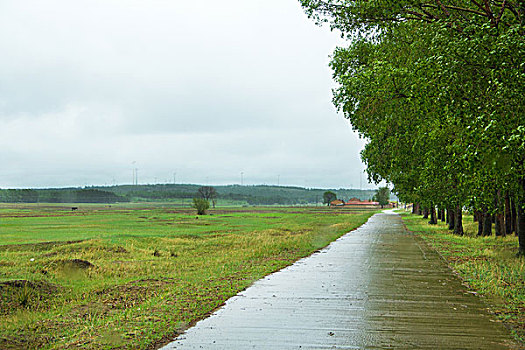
[0,0,373,189]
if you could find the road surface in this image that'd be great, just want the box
[161,211,520,349]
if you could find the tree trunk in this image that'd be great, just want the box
[448,208,455,230]
[414,202,420,215]
[423,207,429,219]
[446,209,449,224]
[437,208,442,221]
[495,213,505,236]
[505,193,513,235]
[477,211,483,236]
[517,178,525,256]
[429,206,437,224]
[483,209,492,236]
[454,205,463,235]
[441,208,445,222]
[494,190,505,237]
[511,196,517,236]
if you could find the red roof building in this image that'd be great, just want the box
[345,199,380,206]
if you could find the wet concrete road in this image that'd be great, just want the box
[161,212,520,349]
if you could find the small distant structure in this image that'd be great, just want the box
[330,199,345,207]
[345,199,380,206]
[330,198,395,208]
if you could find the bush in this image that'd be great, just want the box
[192,198,209,215]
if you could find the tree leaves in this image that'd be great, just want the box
[301,0,525,241]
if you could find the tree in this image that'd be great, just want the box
[197,186,217,208]
[373,187,390,208]
[300,0,525,254]
[192,198,209,215]
[323,191,337,206]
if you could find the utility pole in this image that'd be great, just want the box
[132,161,136,185]
[241,172,244,186]
[173,172,176,184]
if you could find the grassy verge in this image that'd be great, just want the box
[0,204,375,349]
[399,210,525,342]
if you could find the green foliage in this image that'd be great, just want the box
[192,198,210,215]
[323,191,337,205]
[16,282,32,308]
[197,186,217,201]
[197,186,217,208]
[0,188,128,203]
[301,0,525,252]
[373,187,390,207]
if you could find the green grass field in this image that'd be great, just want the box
[0,204,375,349]
[399,211,525,342]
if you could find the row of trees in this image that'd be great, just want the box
[322,187,390,207]
[0,189,127,203]
[300,0,524,254]
[106,184,378,205]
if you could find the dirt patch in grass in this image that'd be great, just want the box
[0,279,59,292]
[90,278,175,311]
[0,279,61,315]
[0,214,69,218]
[164,209,195,214]
[0,240,85,252]
[0,332,56,350]
[107,246,128,254]
[211,209,285,215]
[59,259,95,269]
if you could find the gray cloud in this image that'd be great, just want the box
[0,0,373,189]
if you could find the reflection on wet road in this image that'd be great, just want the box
[161,212,520,349]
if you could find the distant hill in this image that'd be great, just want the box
[0,184,395,205]
[93,184,381,205]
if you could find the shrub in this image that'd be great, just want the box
[192,198,209,215]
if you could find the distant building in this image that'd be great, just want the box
[330,199,345,206]
[330,198,394,208]
[345,199,380,206]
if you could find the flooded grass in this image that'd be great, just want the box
[0,204,375,349]
[400,211,525,343]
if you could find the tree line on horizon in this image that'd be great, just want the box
[0,189,127,204]
[300,0,524,254]
[0,185,380,206]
